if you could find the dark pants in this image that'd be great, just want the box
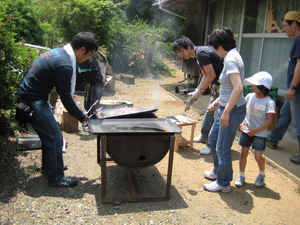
[29,100,64,183]
[84,81,103,117]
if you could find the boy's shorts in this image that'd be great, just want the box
[238,132,266,151]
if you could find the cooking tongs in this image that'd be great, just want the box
[183,108,208,117]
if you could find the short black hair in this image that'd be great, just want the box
[285,20,300,27]
[71,32,98,54]
[208,27,236,51]
[173,36,195,52]
[257,85,270,96]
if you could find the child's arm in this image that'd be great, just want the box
[247,113,274,137]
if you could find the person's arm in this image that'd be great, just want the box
[286,57,300,101]
[221,73,243,126]
[184,64,217,111]
[198,64,217,91]
[187,64,216,103]
[247,113,274,137]
[55,66,86,122]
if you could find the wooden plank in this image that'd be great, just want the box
[61,109,79,132]
[53,99,64,125]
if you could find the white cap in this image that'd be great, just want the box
[245,71,273,90]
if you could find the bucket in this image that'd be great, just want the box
[17,136,41,151]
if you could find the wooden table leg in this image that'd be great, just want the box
[189,124,196,149]
[174,125,182,152]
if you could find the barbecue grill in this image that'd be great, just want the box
[89,116,182,203]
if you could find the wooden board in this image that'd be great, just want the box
[61,109,79,132]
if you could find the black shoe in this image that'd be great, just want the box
[290,155,300,164]
[266,137,278,149]
[41,164,68,174]
[48,176,78,187]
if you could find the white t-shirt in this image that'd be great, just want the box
[242,93,276,137]
[219,48,245,107]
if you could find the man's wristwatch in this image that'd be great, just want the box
[289,84,297,90]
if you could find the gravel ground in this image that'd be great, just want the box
[0,61,300,224]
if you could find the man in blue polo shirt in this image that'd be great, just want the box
[17,32,98,186]
[282,11,300,164]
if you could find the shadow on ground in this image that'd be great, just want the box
[160,82,300,184]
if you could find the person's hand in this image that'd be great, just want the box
[238,124,243,132]
[81,115,89,124]
[184,98,192,112]
[239,124,250,134]
[184,102,191,112]
[286,88,295,101]
[208,99,219,111]
[188,89,202,102]
[184,94,193,112]
[247,129,255,137]
[221,110,229,126]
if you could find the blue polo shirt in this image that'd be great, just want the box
[18,48,86,122]
[287,35,300,94]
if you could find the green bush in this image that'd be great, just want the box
[4,0,45,45]
[0,11,39,118]
[108,19,173,77]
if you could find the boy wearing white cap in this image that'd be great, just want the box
[235,71,276,188]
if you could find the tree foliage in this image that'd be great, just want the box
[33,0,65,48]
[126,0,155,22]
[0,0,186,126]
[59,0,125,48]
[0,9,39,113]
[3,0,45,45]
[109,19,173,77]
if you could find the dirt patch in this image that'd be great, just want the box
[0,61,299,224]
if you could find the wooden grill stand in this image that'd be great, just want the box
[97,135,176,203]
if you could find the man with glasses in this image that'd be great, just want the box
[173,36,224,155]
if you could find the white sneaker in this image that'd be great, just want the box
[235,175,245,187]
[255,174,265,187]
[204,180,231,193]
[204,170,217,180]
[193,135,208,143]
[82,122,89,132]
[200,146,212,155]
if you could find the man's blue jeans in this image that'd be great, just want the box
[209,104,246,186]
[268,100,291,142]
[200,93,218,140]
[290,94,300,152]
[29,100,64,183]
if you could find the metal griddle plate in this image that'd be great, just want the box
[98,107,158,119]
[88,118,182,134]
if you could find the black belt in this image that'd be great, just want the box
[220,105,237,109]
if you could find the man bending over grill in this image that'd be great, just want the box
[173,36,224,155]
[17,32,98,187]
